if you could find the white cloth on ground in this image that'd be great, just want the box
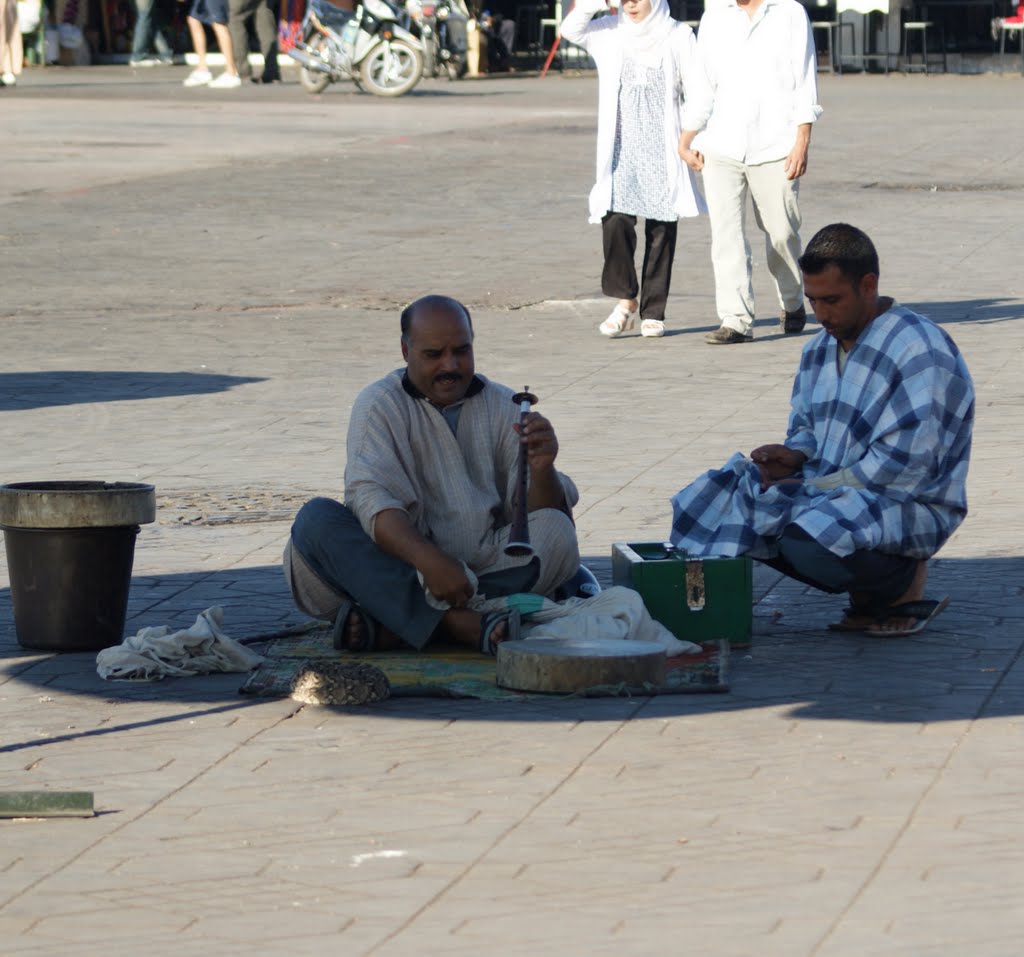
[476,586,703,656]
[419,562,700,657]
[96,606,265,681]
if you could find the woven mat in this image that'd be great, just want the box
[240,627,729,700]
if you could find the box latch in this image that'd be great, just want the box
[685,559,706,612]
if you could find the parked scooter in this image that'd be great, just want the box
[288,0,424,97]
[403,0,468,79]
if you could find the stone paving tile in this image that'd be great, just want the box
[1,70,1023,957]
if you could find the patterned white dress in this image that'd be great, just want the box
[610,56,675,222]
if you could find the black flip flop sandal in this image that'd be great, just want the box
[331,599,379,652]
[828,597,885,633]
[479,608,521,656]
[864,596,951,638]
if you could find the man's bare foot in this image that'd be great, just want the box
[831,561,947,636]
[829,589,881,632]
[338,608,402,651]
[828,609,874,632]
[868,560,928,634]
[440,608,509,653]
[831,562,929,633]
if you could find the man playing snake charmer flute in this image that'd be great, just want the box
[283,295,581,655]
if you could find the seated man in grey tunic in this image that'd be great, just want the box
[283,295,581,655]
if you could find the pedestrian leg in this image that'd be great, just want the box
[700,154,755,337]
[598,211,640,336]
[601,212,640,301]
[211,21,239,75]
[187,15,208,69]
[254,0,280,80]
[637,217,678,330]
[227,0,254,76]
[747,158,804,314]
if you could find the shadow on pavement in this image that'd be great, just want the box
[0,371,266,411]
[0,555,1021,726]
[664,300,1024,340]
[405,87,528,99]
[899,298,1024,325]
[0,700,265,755]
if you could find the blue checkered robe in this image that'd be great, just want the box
[670,305,975,560]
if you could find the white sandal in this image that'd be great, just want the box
[640,319,665,338]
[599,304,636,337]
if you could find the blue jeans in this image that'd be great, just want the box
[131,0,172,58]
[290,498,446,650]
[760,526,918,611]
[290,498,545,649]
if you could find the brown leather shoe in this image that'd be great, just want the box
[705,326,753,345]
[782,305,807,334]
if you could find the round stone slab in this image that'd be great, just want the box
[496,638,667,694]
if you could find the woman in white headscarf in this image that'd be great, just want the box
[562,0,705,338]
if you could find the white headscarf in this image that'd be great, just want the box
[617,0,673,67]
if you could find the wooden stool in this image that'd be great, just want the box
[812,20,855,74]
[901,20,947,73]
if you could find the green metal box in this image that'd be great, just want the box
[611,542,752,647]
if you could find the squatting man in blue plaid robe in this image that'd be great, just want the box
[670,223,975,637]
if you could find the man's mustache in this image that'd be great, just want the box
[434,373,462,383]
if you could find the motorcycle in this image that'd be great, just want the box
[288,0,424,97]
[402,0,468,79]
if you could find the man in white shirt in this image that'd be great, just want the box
[679,0,822,344]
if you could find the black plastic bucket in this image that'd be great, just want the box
[3,525,141,652]
[0,480,155,653]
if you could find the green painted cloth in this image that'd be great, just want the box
[240,627,728,700]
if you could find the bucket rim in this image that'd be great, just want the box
[1,481,155,494]
[0,482,156,528]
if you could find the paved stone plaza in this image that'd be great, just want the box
[1,66,1023,955]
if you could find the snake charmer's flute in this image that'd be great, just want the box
[504,386,538,557]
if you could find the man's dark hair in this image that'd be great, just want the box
[798,223,880,287]
[400,295,473,343]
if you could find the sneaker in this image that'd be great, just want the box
[704,326,753,345]
[782,305,807,334]
[0,72,16,86]
[209,72,242,89]
[183,68,213,87]
[129,56,161,67]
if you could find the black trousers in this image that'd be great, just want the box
[229,0,280,80]
[601,212,678,323]
[759,526,919,612]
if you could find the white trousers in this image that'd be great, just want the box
[701,155,804,336]
[1,0,24,76]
